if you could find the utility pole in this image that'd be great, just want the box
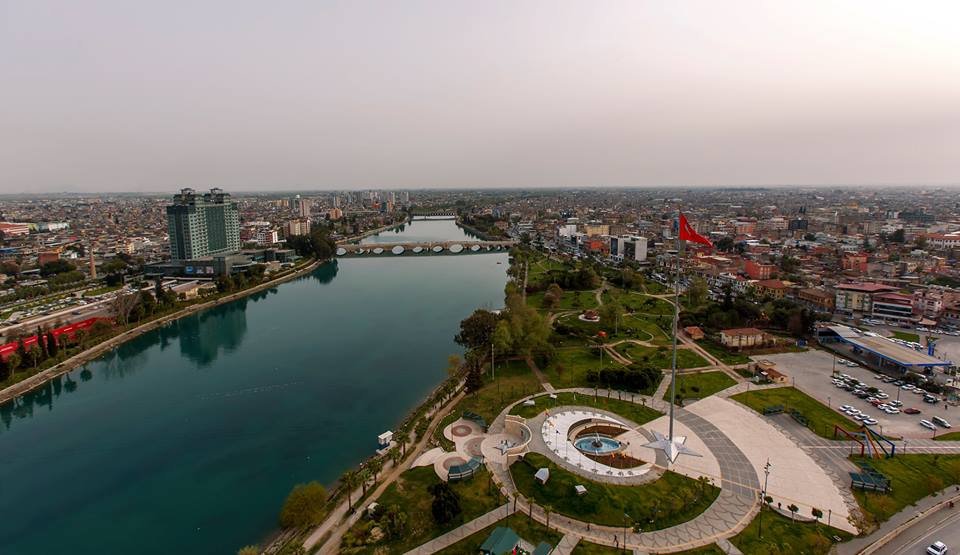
[759,459,772,538]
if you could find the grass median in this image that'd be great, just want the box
[508,391,662,424]
[731,386,858,439]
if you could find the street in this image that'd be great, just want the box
[874,507,960,555]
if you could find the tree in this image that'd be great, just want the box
[46,331,59,358]
[237,546,259,555]
[428,482,462,525]
[687,277,709,308]
[891,228,906,243]
[598,299,622,335]
[341,470,360,508]
[787,503,799,521]
[454,309,498,350]
[445,354,462,378]
[28,344,42,369]
[465,360,484,393]
[811,507,823,522]
[0,261,19,276]
[544,504,553,529]
[381,504,408,539]
[40,259,76,276]
[110,291,139,326]
[492,321,513,356]
[279,481,327,528]
[6,353,21,374]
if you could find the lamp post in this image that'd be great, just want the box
[622,511,631,554]
[759,459,772,538]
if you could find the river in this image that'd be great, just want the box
[0,219,508,555]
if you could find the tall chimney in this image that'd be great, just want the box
[89,251,96,279]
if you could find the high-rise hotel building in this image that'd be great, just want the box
[166,188,240,260]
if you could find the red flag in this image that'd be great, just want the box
[678,212,713,247]
[598,330,607,338]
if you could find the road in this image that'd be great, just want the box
[0,299,111,338]
[874,508,960,555]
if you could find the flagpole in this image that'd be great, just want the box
[668,221,681,443]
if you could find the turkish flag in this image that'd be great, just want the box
[678,212,713,247]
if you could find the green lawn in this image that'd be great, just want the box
[662,371,737,404]
[851,454,960,526]
[698,339,752,365]
[606,291,675,316]
[508,391,662,424]
[511,453,719,530]
[340,466,502,553]
[642,280,671,295]
[571,541,624,554]
[625,313,673,346]
[455,358,543,423]
[730,506,853,555]
[934,431,960,441]
[433,512,563,555]
[614,343,710,370]
[542,347,618,388]
[891,331,920,343]
[731,387,858,439]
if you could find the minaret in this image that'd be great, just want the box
[89,251,97,279]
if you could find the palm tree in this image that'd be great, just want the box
[342,470,359,508]
[544,504,553,529]
[368,457,384,482]
[359,467,371,497]
[787,504,798,522]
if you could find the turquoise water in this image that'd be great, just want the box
[359,217,480,244]
[574,435,622,455]
[0,220,507,555]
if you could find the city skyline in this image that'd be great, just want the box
[2,1,959,193]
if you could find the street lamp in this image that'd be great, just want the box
[758,459,772,539]
[622,511,631,554]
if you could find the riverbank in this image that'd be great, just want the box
[0,257,326,405]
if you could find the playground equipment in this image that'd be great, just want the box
[833,424,897,459]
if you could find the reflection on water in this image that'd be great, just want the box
[0,263,339,433]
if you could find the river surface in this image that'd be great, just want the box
[0,219,507,555]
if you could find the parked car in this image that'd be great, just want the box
[904,408,921,415]
[863,418,878,425]
[920,420,937,430]
[933,416,952,429]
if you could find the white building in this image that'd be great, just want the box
[609,235,648,262]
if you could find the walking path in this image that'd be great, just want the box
[305,389,467,554]
[553,533,581,554]
[525,356,555,392]
[402,503,515,555]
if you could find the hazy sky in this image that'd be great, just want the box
[1,1,958,192]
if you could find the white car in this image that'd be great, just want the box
[876,392,889,399]
[838,359,850,366]
[926,541,948,555]
[863,418,879,425]
[920,420,936,430]
[839,405,853,412]
[874,374,885,380]
[884,408,900,415]
[901,384,914,390]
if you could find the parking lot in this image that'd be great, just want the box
[754,349,955,439]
